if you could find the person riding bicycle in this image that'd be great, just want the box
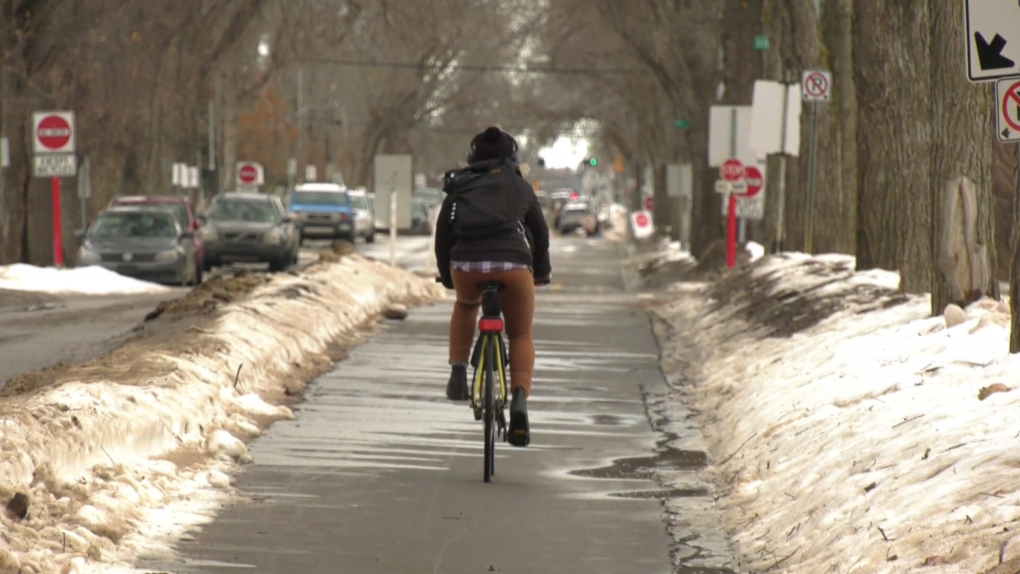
[435,126,551,447]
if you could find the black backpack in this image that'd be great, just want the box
[443,159,522,240]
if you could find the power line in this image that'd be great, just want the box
[309,57,648,76]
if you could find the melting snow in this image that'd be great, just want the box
[0,264,171,295]
[0,255,442,573]
[654,251,1020,574]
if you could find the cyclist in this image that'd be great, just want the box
[435,126,551,447]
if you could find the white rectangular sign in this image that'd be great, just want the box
[749,81,801,158]
[32,111,76,154]
[965,0,1020,83]
[188,166,200,189]
[373,154,413,229]
[996,77,1020,142]
[33,154,76,178]
[708,106,755,167]
[802,70,832,102]
[0,137,8,168]
[666,163,692,198]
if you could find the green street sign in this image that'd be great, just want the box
[754,36,770,51]
[673,119,690,130]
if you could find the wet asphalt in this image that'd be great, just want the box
[140,236,731,574]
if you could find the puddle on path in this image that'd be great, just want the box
[569,446,707,481]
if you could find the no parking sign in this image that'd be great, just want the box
[631,210,654,240]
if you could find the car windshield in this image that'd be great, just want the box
[291,190,349,206]
[349,194,369,210]
[412,200,427,216]
[208,199,279,223]
[89,212,178,238]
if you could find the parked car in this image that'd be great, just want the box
[557,200,600,236]
[108,195,205,283]
[286,182,355,243]
[347,189,376,243]
[199,192,298,272]
[75,206,198,286]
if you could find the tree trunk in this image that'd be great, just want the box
[817,0,858,255]
[652,161,670,234]
[929,1,997,316]
[853,3,927,275]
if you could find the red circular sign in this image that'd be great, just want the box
[635,213,649,227]
[804,72,829,98]
[644,197,654,211]
[743,166,764,198]
[720,158,744,182]
[238,164,258,184]
[37,116,71,151]
[1003,81,1020,132]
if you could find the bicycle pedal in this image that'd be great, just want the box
[473,408,482,422]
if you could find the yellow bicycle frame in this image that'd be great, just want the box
[472,335,508,406]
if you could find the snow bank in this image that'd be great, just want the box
[0,264,170,295]
[0,255,443,573]
[653,252,1020,574]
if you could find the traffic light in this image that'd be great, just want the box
[588,157,598,167]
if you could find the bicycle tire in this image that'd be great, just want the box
[483,337,495,483]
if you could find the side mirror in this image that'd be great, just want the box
[73,229,86,239]
[180,231,194,239]
[196,213,207,224]
[282,215,293,224]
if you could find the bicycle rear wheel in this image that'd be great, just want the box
[483,338,496,483]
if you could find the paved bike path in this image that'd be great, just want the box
[143,238,698,574]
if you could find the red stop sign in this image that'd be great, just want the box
[743,166,764,197]
[720,158,744,182]
[635,213,649,227]
[238,164,258,184]
[644,197,654,211]
[37,116,72,151]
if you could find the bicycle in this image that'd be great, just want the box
[468,280,510,483]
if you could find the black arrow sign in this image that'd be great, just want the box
[976,32,1015,70]
[1004,127,1011,139]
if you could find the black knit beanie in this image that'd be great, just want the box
[470,126,516,162]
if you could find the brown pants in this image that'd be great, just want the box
[449,268,535,396]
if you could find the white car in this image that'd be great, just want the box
[348,189,376,243]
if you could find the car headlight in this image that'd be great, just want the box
[200,225,218,241]
[155,249,181,263]
[77,247,100,266]
[264,228,283,244]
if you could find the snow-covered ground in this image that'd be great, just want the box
[651,248,1020,574]
[0,255,443,573]
[0,264,171,295]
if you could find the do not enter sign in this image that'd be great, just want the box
[235,162,264,186]
[743,166,764,198]
[32,111,76,154]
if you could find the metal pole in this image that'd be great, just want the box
[389,188,397,267]
[730,107,747,245]
[297,68,304,181]
[804,101,820,253]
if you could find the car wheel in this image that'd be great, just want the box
[268,256,288,273]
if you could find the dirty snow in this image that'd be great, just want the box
[654,251,1020,574]
[0,255,442,573]
[0,264,171,295]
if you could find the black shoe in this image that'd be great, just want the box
[446,364,470,401]
[507,388,530,447]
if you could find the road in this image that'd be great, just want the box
[0,235,429,391]
[138,236,732,574]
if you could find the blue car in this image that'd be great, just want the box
[287,183,355,244]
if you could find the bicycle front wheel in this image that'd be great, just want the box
[483,337,495,483]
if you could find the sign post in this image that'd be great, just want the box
[720,158,744,269]
[373,154,413,266]
[33,111,77,267]
[801,70,832,254]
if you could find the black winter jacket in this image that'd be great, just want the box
[435,159,551,288]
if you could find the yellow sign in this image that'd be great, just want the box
[613,155,625,174]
